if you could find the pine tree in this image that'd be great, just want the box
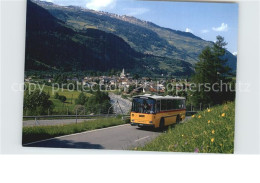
[191,36,234,107]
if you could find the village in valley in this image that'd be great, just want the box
[24,68,191,96]
[20,0,237,153]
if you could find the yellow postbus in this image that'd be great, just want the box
[130,94,186,129]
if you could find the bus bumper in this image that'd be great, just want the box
[131,122,154,127]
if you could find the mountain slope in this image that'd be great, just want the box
[33,0,236,70]
[25,0,194,76]
[25,0,138,71]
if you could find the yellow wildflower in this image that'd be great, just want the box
[223,105,228,111]
[211,138,215,143]
[198,115,202,119]
[220,144,223,146]
[192,115,195,118]
[212,130,215,134]
[208,120,211,124]
[221,113,225,117]
[182,134,184,137]
[207,109,211,112]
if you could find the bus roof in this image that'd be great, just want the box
[133,94,186,100]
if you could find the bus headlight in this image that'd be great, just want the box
[149,121,153,124]
[132,119,135,122]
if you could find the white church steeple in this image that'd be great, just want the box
[120,68,126,78]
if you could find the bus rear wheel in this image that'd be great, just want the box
[176,115,181,124]
[159,118,165,130]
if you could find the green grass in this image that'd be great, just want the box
[44,85,81,114]
[26,83,92,114]
[23,117,127,144]
[135,102,235,154]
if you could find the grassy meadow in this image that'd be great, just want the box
[135,102,235,153]
[23,117,126,144]
[25,83,92,115]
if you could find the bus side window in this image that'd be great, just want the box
[182,100,186,109]
[156,100,161,113]
[161,100,167,111]
[179,100,183,109]
[173,100,178,109]
[178,100,185,109]
[167,100,172,110]
[177,100,181,109]
[171,100,174,110]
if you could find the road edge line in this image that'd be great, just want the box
[134,136,150,142]
[23,124,129,146]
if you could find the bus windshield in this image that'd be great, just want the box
[131,98,156,114]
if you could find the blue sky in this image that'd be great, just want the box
[42,0,238,54]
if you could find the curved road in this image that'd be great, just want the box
[109,93,131,115]
[23,117,190,150]
[24,124,162,150]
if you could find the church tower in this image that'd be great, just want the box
[120,68,126,78]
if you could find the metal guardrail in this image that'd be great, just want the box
[24,111,195,127]
[24,112,193,119]
[186,111,198,116]
[23,114,130,126]
[23,114,120,119]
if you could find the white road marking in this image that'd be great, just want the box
[23,124,130,146]
[135,136,150,142]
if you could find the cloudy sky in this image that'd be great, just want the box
[41,0,238,54]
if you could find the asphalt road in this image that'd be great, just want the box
[109,93,131,114]
[24,124,163,150]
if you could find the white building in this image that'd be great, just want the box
[120,68,126,78]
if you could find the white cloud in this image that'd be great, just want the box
[185,28,193,33]
[123,8,150,16]
[201,29,209,33]
[233,52,237,56]
[41,0,53,2]
[86,0,116,11]
[212,23,228,32]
